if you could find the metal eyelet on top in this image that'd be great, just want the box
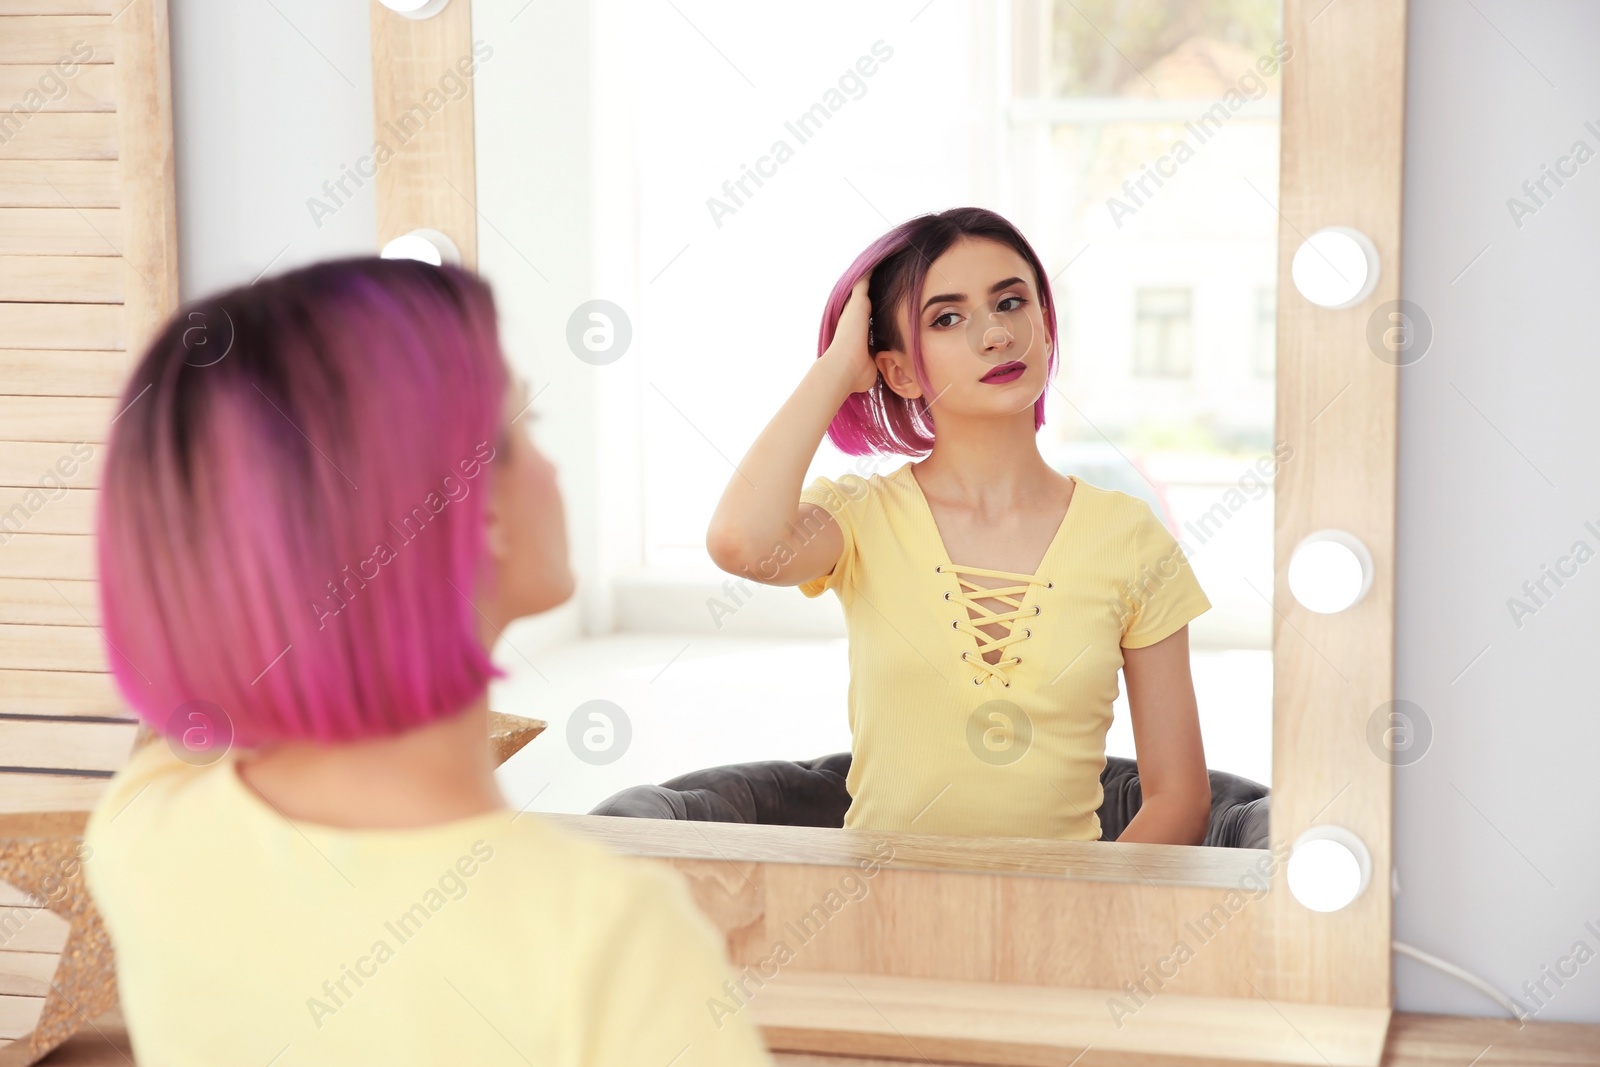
[951,620,960,629]
[972,676,983,685]
[934,565,943,573]
[943,591,952,601]
[1023,628,1032,639]
[1034,605,1042,616]
[1046,581,1054,589]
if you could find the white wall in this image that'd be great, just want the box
[163,0,1600,1024]
[1393,0,1600,1025]
[168,0,376,298]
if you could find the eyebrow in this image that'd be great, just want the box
[921,276,1030,313]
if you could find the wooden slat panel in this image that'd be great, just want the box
[0,772,108,814]
[0,0,115,13]
[0,668,121,716]
[0,398,113,442]
[0,534,95,580]
[0,349,127,395]
[0,443,101,489]
[0,622,105,672]
[0,0,175,827]
[0,909,68,954]
[0,303,120,349]
[0,885,40,907]
[0,208,120,255]
[0,578,101,626]
[0,161,117,208]
[0,65,114,112]
[0,992,46,1040]
[0,17,114,64]
[0,113,116,160]
[0,951,57,998]
[0,255,121,302]
[0,718,133,771]
[0,490,96,539]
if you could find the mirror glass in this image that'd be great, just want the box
[473,0,1284,854]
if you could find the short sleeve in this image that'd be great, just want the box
[796,474,861,600]
[1120,499,1211,649]
[576,862,775,1066]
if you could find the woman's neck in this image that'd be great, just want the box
[234,698,507,830]
[915,407,1061,508]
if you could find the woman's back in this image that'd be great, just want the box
[85,741,766,1066]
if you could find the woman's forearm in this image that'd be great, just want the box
[1113,790,1211,845]
[706,349,861,566]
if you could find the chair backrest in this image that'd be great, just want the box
[590,752,1272,849]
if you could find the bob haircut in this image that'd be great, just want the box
[97,257,511,747]
[816,206,1060,456]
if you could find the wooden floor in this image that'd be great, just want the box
[35,1007,1600,1066]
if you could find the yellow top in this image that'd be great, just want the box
[799,463,1211,840]
[82,742,774,1067]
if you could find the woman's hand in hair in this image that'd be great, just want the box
[823,277,880,395]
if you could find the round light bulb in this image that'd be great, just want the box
[1286,826,1372,912]
[377,0,451,18]
[380,229,460,267]
[1288,530,1374,614]
[1291,227,1380,309]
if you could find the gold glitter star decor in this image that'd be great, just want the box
[0,810,109,1067]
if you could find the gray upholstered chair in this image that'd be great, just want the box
[590,753,1271,848]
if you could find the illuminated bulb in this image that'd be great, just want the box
[1291,227,1380,309]
[380,229,460,267]
[1288,530,1373,614]
[1286,826,1372,912]
[377,0,451,18]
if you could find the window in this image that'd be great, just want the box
[1254,286,1276,378]
[1133,287,1194,378]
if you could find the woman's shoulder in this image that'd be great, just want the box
[802,461,905,502]
[1066,475,1162,525]
[84,737,208,840]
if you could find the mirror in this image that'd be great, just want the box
[471,0,1291,858]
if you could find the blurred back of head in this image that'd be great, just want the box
[98,257,510,747]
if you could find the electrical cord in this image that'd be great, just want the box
[1392,940,1524,1019]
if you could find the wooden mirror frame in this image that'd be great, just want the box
[370,1,1405,1062]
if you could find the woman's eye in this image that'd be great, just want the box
[931,311,961,329]
[997,295,1026,313]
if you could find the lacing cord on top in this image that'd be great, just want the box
[936,564,1052,687]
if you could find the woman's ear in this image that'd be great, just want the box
[481,461,511,565]
[874,349,923,400]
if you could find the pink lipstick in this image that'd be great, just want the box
[980,360,1026,384]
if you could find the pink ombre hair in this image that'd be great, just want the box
[816,207,1060,456]
[97,257,511,746]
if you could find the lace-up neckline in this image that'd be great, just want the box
[936,564,1051,686]
[902,465,1081,688]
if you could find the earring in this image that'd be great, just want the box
[868,316,874,348]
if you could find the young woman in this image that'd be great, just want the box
[707,207,1213,845]
[83,258,772,1066]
